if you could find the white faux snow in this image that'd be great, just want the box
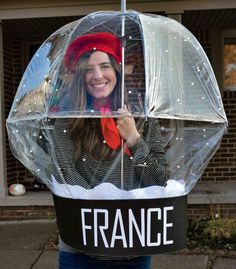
[51,175,186,200]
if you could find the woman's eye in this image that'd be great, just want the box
[85,67,94,73]
[101,64,111,69]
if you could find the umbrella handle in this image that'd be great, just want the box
[120,0,126,190]
[121,139,124,189]
[121,0,126,13]
[121,0,126,108]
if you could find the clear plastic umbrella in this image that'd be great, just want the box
[6,9,227,201]
[6,4,227,256]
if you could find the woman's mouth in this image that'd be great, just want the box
[92,82,108,88]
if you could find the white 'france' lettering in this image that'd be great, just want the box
[94,209,109,247]
[147,208,161,246]
[81,208,92,245]
[110,209,127,248]
[128,208,145,247]
[163,206,174,245]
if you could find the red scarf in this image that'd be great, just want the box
[93,100,131,156]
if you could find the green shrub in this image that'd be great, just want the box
[203,218,236,240]
[187,218,236,250]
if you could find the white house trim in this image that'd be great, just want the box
[0,19,7,199]
[0,0,235,20]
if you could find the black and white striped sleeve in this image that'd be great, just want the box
[129,118,169,187]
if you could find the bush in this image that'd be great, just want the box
[187,218,236,250]
[203,218,236,241]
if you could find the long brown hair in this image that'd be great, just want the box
[68,51,143,160]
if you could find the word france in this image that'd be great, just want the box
[81,206,174,248]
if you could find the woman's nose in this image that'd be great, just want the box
[93,67,103,79]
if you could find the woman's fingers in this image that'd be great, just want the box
[117,105,130,116]
[116,112,140,146]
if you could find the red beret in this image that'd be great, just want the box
[64,32,122,71]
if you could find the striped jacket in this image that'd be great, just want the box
[50,118,169,191]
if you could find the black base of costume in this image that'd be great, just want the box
[53,194,187,257]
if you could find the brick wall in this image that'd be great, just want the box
[202,91,236,182]
[193,30,236,183]
[188,203,236,219]
[0,206,55,221]
[4,34,29,186]
[0,203,235,221]
[4,34,16,185]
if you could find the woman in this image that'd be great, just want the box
[53,32,169,268]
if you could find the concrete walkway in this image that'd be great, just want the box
[0,220,235,269]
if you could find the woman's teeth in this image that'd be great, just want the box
[93,83,107,88]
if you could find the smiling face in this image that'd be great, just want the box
[85,51,117,105]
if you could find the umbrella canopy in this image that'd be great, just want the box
[6,10,227,200]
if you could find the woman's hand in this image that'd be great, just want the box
[116,106,140,147]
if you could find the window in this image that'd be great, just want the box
[224,37,236,91]
[24,41,42,68]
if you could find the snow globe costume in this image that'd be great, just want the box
[6,7,227,257]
